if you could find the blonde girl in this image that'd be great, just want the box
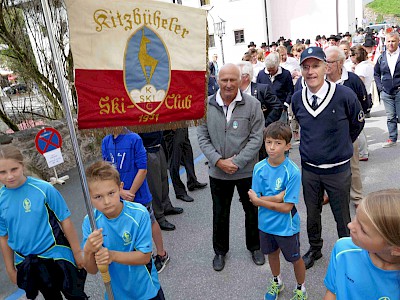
[324,189,400,299]
[0,145,87,299]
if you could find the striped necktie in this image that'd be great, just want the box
[311,95,319,110]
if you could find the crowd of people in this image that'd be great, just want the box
[0,28,399,300]
[202,27,400,299]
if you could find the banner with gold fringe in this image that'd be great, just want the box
[66,0,207,132]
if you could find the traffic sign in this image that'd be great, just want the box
[35,127,63,154]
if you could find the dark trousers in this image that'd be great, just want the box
[17,258,87,300]
[146,148,174,223]
[149,288,165,300]
[210,176,260,255]
[302,167,351,251]
[164,128,197,196]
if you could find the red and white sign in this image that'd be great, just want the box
[35,127,62,154]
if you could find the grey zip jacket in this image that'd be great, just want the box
[197,92,264,180]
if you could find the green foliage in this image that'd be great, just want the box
[376,14,384,23]
[0,0,75,131]
[367,0,399,16]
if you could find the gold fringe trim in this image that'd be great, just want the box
[78,118,207,137]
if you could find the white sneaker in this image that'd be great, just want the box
[382,139,396,148]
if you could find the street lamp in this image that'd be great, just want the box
[214,17,226,64]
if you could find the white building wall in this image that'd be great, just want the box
[152,0,365,65]
[207,0,268,64]
[268,0,338,43]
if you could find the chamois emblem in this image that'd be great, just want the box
[138,28,158,84]
[124,26,171,115]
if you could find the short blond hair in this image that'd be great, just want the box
[86,161,121,186]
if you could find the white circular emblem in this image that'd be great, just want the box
[233,121,238,129]
[308,48,313,54]
[358,110,365,122]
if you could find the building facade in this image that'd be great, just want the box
[160,0,364,65]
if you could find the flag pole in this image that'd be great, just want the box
[39,0,114,298]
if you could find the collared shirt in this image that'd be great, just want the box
[306,81,329,107]
[332,67,349,85]
[343,58,353,72]
[213,61,219,77]
[280,57,300,75]
[252,61,265,83]
[387,47,400,77]
[242,83,251,96]
[265,66,283,83]
[216,89,242,122]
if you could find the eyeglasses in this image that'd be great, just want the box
[326,59,341,64]
[301,63,324,71]
[350,54,355,57]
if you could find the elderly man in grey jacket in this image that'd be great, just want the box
[198,63,265,271]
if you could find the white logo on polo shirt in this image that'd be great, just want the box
[23,198,31,213]
[122,231,132,245]
[275,178,282,191]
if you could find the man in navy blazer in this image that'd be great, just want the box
[374,31,400,148]
[256,52,293,124]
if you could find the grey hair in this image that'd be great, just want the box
[324,46,346,62]
[236,61,253,79]
[265,52,280,68]
[386,31,399,40]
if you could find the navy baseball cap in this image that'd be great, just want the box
[300,47,326,65]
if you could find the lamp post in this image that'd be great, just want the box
[214,17,226,64]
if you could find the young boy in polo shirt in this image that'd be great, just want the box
[82,161,165,300]
[248,121,307,300]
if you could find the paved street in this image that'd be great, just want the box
[1,103,400,300]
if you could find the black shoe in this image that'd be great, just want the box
[188,181,208,191]
[158,220,176,231]
[302,249,322,269]
[251,250,265,266]
[213,254,225,271]
[177,194,194,202]
[164,207,184,216]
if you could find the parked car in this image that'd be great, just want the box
[366,23,391,33]
[3,83,28,95]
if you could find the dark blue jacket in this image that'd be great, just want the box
[139,131,163,153]
[102,133,152,205]
[256,67,294,107]
[250,82,282,127]
[374,51,400,95]
[343,72,369,114]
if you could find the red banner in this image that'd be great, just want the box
[66,0,207,130]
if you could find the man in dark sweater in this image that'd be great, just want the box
[291,47,364,269]
[256,52,293,124]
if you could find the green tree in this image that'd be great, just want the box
[0,0,76,130]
